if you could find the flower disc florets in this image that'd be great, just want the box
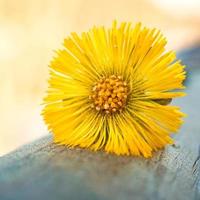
[90,75,128,114]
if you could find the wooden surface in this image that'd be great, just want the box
[0,47,200,200]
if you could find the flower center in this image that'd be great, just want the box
[90,75,128,114]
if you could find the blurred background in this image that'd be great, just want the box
[0,0,200,156]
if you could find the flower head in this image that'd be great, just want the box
[42,21,186,157]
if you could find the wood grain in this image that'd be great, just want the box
[0,135,199,200]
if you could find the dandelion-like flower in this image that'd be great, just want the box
[42,21,186,157]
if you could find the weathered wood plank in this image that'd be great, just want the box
[0,136,199,200]
[0,47,200,200]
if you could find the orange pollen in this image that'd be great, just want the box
[89,75,129,114]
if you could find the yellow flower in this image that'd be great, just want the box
[42,21,186,157]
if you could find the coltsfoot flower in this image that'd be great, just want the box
[42,21,186,157]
